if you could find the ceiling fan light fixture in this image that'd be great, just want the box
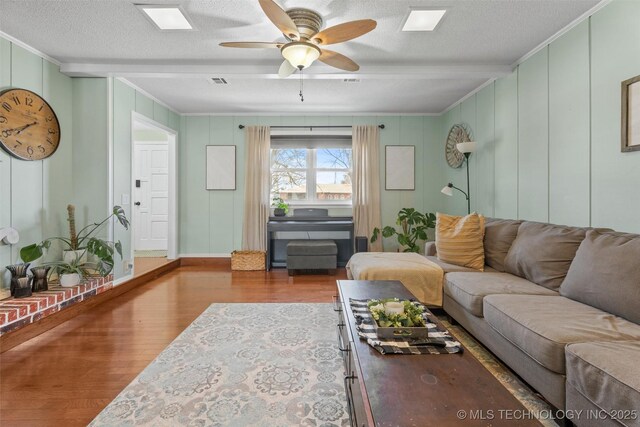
[281,42,321,70]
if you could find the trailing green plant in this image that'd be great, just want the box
[271,197,289,214]
[20,205,130,276]
[370,208,436,253]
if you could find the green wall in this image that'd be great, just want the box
[0,41,74,290]
[0,37,180,289]
[2,0,638,282]
[442,0,640,233]
[111,79,180,278]
[178,115,443,254]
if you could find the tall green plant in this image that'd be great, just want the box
[371,208,436,253]
[20,206,130,276]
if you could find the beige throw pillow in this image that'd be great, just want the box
[436,212,485,271]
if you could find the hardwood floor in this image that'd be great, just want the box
[0,267,347,426]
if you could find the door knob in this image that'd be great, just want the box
[134,202,141,206]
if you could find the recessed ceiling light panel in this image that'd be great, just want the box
[137,5,194,31]
[402,9,446,32]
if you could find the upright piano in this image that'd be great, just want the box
[266,208,354,270]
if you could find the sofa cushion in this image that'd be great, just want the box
[503,222,586,290]
[566,341,640,426]
[425,255,495,274]
[483,295,640,374]
[435,212,485,271]
[444,272,557,317]
[483,218,522,272]
[560,230,640,324]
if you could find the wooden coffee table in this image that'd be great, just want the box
[336,280,542,427]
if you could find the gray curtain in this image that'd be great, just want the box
[242,126,271,251]
[352,125,383,251]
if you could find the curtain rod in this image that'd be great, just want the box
[238,124,385,130]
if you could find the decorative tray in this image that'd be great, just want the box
[368,298,430,339]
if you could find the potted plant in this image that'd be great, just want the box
[371,208,436,253]
[272,197,289,217]
[20,205,130,277]
[43,256,89,287]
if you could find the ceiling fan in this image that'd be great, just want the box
[219,0,377,78]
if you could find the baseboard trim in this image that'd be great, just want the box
[0,259,181,353]
[180,257,232,269]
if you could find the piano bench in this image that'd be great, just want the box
[287,240,337,276]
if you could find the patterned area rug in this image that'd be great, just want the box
[90,303,349,426]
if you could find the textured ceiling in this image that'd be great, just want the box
[0,0,601,114]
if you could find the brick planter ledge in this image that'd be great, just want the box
[0,275,113,336]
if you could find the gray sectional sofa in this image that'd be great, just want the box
[425,219,640,427]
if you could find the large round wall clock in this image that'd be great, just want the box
[0,88,61,161]
[445,124,470,168]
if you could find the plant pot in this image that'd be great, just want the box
[60,273,81,287]
[63,250,87,264]
[274,208,286,217]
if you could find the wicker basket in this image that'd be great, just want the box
[231,250,266,271]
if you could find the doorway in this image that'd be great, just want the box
[130,112,177,276]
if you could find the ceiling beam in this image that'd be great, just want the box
[60,63,513,80]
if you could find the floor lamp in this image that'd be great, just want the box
[441,141,476,214]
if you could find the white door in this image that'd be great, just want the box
[134,143,169,251]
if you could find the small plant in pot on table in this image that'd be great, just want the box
[272,197,289,217]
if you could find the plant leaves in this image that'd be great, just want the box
[20,243,44,263]
[113,205,130,230]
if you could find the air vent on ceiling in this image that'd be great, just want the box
[343,78,360,83]
[211,77,228,85]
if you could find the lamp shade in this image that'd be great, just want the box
[456,141,477,153]
[281,42,321,69]
[441,184,453,196]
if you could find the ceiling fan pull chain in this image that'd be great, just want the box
[299,69,304,102]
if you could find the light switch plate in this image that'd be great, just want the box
[121,194,130,205]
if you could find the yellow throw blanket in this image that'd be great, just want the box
[346,252,445,307]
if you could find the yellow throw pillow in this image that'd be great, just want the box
[436,212,485,271]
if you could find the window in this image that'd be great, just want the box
[270,143,352,205]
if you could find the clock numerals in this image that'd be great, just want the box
[0,88,60,161]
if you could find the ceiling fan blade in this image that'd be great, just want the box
[219,42,283,49]
[312,19,377,45]
[319,49,360,72]
[258,0,299,40]
[278,60,297,78]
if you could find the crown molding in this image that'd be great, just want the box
[116,78,181,116]
[0,31,61,66]
[510,0,612,68]
[442,0,612,115]
[182,112,441,117]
